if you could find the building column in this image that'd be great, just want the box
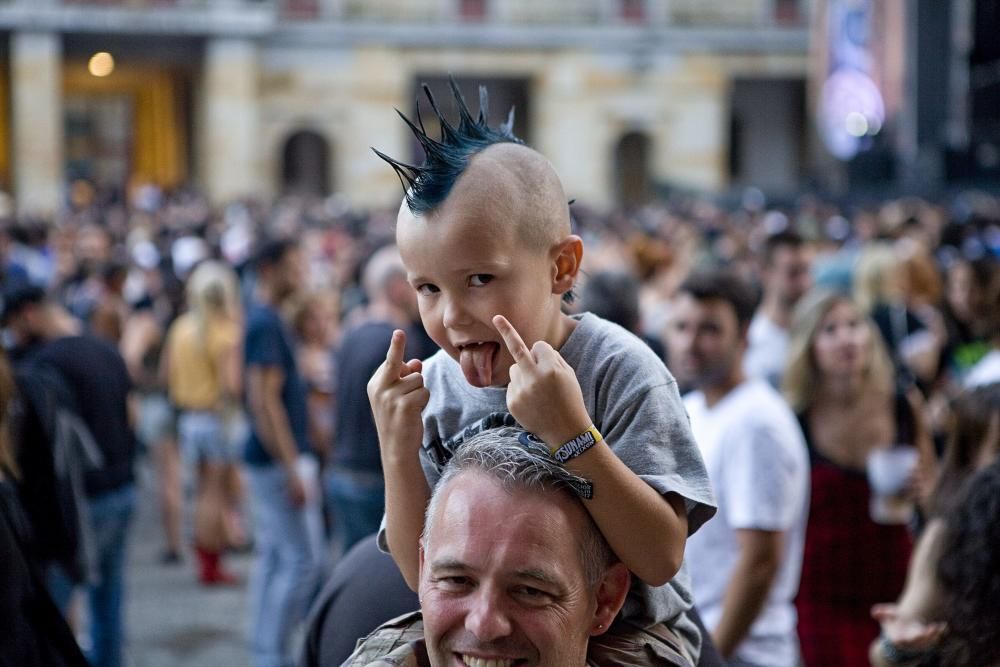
[200,37,261,204]
[11,31,62,216]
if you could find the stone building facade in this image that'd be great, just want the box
[0,0,810,215]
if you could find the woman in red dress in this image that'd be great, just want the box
[784,289,932,666]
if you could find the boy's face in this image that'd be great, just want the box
[396,196,570,388]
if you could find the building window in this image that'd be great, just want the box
[282,130,331,197]
[459,0,487,21]
[620,0,646,23]
[774,0,802,25]
[614,131,652,208]
[282,0,320,19]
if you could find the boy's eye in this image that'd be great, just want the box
[469,274,493,287]
[416,283,440,296]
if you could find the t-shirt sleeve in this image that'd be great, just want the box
[244,317,283,368]
[721,419,806,531]
[601,380,717,536]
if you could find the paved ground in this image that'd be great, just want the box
[124,460,253,667]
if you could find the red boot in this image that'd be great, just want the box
[195,545,241,586]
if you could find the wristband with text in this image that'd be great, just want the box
[552,425,603,464]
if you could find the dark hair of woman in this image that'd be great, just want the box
[934,461,1000,666]
[930,382,1000,517]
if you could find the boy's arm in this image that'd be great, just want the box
[495,316,687,586]
[382,453,430,590]
[368,330,430,590]
[563,440,688,586]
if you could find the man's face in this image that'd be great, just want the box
[764,245,811,308]
[419,472,601,667]
[666,293,744,389]
[396,193,567,388]
[275,247,305,300]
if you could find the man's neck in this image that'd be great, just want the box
[702,368,746,408]
[256,282,280,309]
[365,299,411,329]
[760,295,792,330]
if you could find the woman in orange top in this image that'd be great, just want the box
[163,261,243,585]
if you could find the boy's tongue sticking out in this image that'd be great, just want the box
[459,342,499,387]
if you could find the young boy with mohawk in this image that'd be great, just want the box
[367,80,716,665]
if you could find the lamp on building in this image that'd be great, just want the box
[88,52,115,78]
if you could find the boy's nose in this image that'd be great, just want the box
[442,297,472,329]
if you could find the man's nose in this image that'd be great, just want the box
[464,587,513,643]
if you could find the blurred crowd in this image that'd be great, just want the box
[0,181,999,667]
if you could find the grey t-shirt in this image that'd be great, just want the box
[382,313,716,657]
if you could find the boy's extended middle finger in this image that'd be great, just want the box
[493,314,534,365]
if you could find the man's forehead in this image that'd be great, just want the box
[428,473,584,562]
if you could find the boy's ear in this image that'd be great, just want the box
[551,235,583,296]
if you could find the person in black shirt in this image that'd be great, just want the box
[326,245,432,553]
[2,285,136,667]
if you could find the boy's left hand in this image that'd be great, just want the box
[493,315,593,450]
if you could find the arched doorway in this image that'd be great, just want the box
[614,131,652,208]
[281,130,331,196]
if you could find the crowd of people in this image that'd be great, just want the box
[1,86,1000,667]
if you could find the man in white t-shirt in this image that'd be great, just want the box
[668,270,809,667]
[743,231,811,389]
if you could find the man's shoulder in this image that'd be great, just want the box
[723,381,807,453]
[721,379,785,415]
[340,320,395,353]
[246,302,280,326]
[342,611,428,667]
[38,335,126,373]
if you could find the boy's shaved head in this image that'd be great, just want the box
[377,78,570,248]
[434,143,570,248]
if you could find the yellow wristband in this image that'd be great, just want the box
[552,425,603,463]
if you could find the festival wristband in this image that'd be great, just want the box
[552,425,603,464]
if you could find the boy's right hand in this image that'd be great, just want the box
[368,329,430,464]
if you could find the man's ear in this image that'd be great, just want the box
[589,562,630,636]
[551,235,583,296]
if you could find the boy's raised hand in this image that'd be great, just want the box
[367,329,430,462]
[493,315,593,450]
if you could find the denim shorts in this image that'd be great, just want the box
[177,411,231,463]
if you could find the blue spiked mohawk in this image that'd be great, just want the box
[372,77,523,214]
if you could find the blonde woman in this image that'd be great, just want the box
[784,289,934,667]
[163,261,243,585]
[854,242,943,384]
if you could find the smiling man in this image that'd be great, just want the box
[342,427,660,667]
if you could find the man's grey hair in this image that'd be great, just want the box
[362,245,407,299]
[422,427,616,586]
